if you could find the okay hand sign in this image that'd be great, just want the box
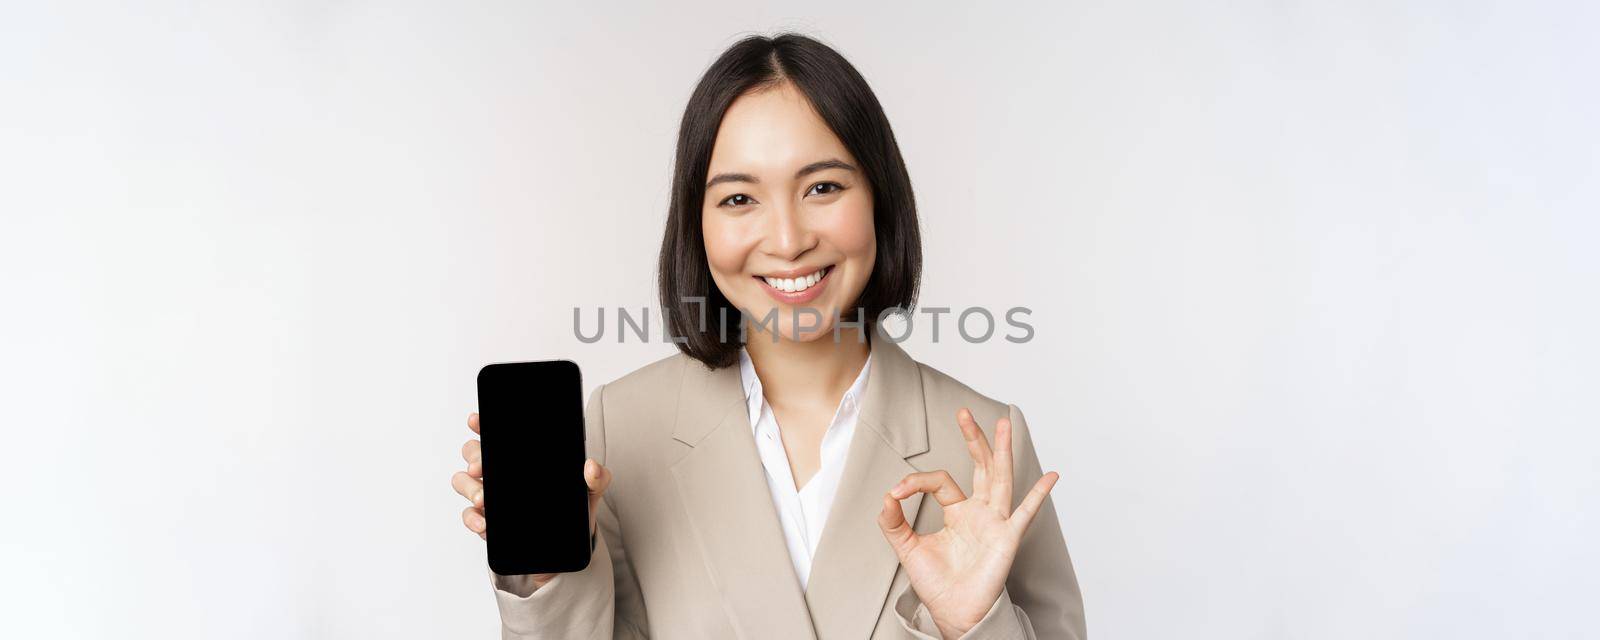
[876,408,1061,640]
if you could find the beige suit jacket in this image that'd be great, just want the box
[487,326,1087,639]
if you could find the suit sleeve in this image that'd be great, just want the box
[889,403,1088,640]
[486,383,651,639]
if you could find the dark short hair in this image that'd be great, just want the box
[657,32,922,369]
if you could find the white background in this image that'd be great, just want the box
[3,1,1596,638]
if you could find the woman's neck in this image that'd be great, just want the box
[743,324,871,410]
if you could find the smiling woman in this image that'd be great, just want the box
[659,37,922,367]
[700,84,879,341]
[455,32,1086,640]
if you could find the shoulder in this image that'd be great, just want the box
[580,350,693,469]
[591,349,692,419]
[901,353,1049,499]
[909,356,1016,428]
[602,349,690,395]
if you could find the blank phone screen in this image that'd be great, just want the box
[477,360,591,575]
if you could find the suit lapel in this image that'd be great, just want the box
[669,357,818,639]
[803,327,931,639]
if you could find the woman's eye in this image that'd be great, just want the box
[719,194,754,208]
[807,182,845,197]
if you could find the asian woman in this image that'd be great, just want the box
[451,32,1087,640]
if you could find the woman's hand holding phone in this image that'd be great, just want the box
[453,411,612,588]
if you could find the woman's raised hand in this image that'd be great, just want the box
[453,411,611,587]
[876,408,1060,639]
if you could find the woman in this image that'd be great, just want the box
[452,33,1086,639]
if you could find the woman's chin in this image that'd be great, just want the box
[789,324,839,343]
[744,320,840,345]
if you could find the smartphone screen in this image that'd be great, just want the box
[477,360,592,575]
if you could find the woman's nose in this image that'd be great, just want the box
[763,200,816,261]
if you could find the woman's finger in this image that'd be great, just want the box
[462,505,486,535]
[957,408,993,500]
[461,439,482,478]
[877,493,919,558]
[1008,471,1059,535]
[991,417,1015,511]
[468,412,480,435]
[890,470,967,507]
[583,459,611,534]
[584,459,611,501]
[452,470,484,507]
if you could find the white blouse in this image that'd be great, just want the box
[736,347,873,590]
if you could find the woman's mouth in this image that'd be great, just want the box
[753,265,832,304]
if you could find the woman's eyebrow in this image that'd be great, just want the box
[705,158,857,189]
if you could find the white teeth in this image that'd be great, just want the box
[762,267,828,293]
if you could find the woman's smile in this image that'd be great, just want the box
[753,264,833,305]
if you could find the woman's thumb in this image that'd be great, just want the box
[584,458,611,497]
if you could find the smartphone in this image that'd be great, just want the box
[477,359,592,575]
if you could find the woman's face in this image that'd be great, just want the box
[701,82,877,343]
